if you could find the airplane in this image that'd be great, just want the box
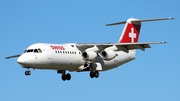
[5,17,173,81]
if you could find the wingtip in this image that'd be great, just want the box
[169,17,175,20]
[161,41,167,44]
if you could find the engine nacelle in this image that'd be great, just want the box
[82,51,97,61]
[101,50,117,60]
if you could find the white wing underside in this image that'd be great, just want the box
[76,42,166,52]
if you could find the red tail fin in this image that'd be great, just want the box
[119,18,141,43]
[106,17,174,43]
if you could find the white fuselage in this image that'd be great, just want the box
[5,17,172,80]
[17,43,136,72]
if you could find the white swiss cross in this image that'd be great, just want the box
[129,28,136,42]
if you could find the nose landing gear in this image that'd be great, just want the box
[25,70,31,76]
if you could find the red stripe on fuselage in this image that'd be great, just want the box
[50,45,65,50]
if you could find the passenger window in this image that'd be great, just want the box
[34,49,38,53]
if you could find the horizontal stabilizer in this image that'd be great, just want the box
[106,17,174,26]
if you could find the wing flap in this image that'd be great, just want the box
[117,44,151,52]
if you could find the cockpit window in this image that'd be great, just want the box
[24,48,42,53]
[27,49,33,52]
[34,49,38,53]
[37,48,42,53]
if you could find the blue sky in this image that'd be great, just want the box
[0,0,179,101]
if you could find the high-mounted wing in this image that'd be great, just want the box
[76,42,166,52]
[75,43,113,51]
[115,42,166,52]
[5,54,21,59]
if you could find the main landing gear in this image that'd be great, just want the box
[90,71,99,78]
[57,70,71,81]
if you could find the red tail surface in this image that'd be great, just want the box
[119,18,141,43]
[105,17,173,43]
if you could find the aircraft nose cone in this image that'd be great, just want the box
[17,56,26,64]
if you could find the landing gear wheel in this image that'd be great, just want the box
[25,71,31,76]
[94,71,99,78]
[61,75,66,81]
[90,72,95,78]
[66,73,71,80]
[61,73,71,81]
[90,71,99,78]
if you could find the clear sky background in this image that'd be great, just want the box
[0,0,179,101]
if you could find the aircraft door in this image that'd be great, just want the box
[44,45,52,59]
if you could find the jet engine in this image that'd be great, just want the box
[82,51,97,61]
[101,50,117,60]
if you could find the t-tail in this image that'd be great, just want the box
[106,17,174,43]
